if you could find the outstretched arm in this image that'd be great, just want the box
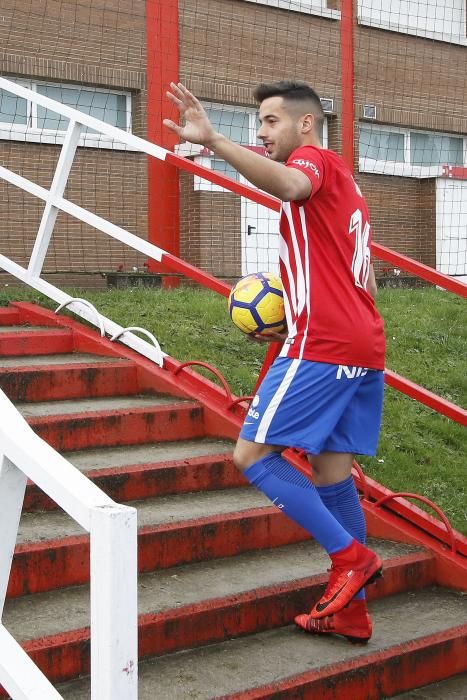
[164,82,311,202]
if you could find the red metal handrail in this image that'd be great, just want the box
[372,492,458,554]
[385,370,467,426]
[352,461,370,501]
[173,361,233,402]
[227,396,254,410]
[163,151,467,298]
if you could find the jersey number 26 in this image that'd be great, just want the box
[349,208,371,291]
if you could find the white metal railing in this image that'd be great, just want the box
[0,76,180,699]
[0,389,138,699]
[0,76,172,366]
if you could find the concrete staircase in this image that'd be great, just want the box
[0,304,466,699]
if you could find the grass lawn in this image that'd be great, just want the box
[1,284,466,534]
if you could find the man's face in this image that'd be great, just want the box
[257,96,304,162]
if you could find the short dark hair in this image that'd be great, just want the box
[253,80,324,131]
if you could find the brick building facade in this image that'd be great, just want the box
[0,0,466,287]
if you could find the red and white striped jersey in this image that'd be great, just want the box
[278,145,386,370]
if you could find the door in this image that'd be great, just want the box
[436,179,467,283]
[240,177,281,276]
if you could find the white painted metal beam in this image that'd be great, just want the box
[0,456,27,618]
[0,256,166,366]
[0,625,63,700]
[28,120,83,277]
[0,390,117,530]
[90,504,138,700]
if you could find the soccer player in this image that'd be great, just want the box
[164,80,386,644]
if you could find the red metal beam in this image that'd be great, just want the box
[147,0,180,283]
[165,151,281,211]
[341,0,355,171]
[164,152,467,296]
[373,242,467,298]
[442,165,467,179]
[385,369,467,426]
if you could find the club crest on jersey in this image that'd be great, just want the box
[291,159,320,177]
[248,394,260,420]
[336,365,368,380]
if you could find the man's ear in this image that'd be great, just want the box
[301,113,315,134]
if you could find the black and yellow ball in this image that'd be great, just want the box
[228,272,286,336]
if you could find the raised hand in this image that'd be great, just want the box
[163,82,218,147]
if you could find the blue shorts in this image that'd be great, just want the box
[240,357,384,456]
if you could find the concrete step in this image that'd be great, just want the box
[55,587,467,699]
[0,307,21,325]
[0,326,74,356]
[0,325,65,333]
[24,439,239,511]
[0,356,138,401]
[15,394,186,417]
[393,673,467,698]
[20,396,206,451]
[0,352,121,368]
[393,673,467,700]
[11,487,311,596]
[2,540,434,689]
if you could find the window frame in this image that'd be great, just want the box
[0,78,133,150]
[359,123,467,178]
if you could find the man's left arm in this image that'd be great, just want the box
[163,82,311,202]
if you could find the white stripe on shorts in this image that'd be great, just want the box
[255,358,301,443]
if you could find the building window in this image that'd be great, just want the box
[410,132,463,167]
[359,124,466,178]
[177,102,328,192]
[358,0,467,46]
[361,128,405,163]
[204,105,258,183]
[0,79,132,149]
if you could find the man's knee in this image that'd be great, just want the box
[308,451,354,486]
[233,438,279,473]
[233,439,259,472]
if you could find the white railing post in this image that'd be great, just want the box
[0,454,27,618]
[28,119,82,278]
[0,389,139,699]
[90,504,138,700]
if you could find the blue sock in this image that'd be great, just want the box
[244,453,353,555]
[317,476,367,600]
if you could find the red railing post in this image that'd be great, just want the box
[147,0,180,287]
[341,0,355,171]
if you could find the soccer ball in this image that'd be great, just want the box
[228,272,286,336]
